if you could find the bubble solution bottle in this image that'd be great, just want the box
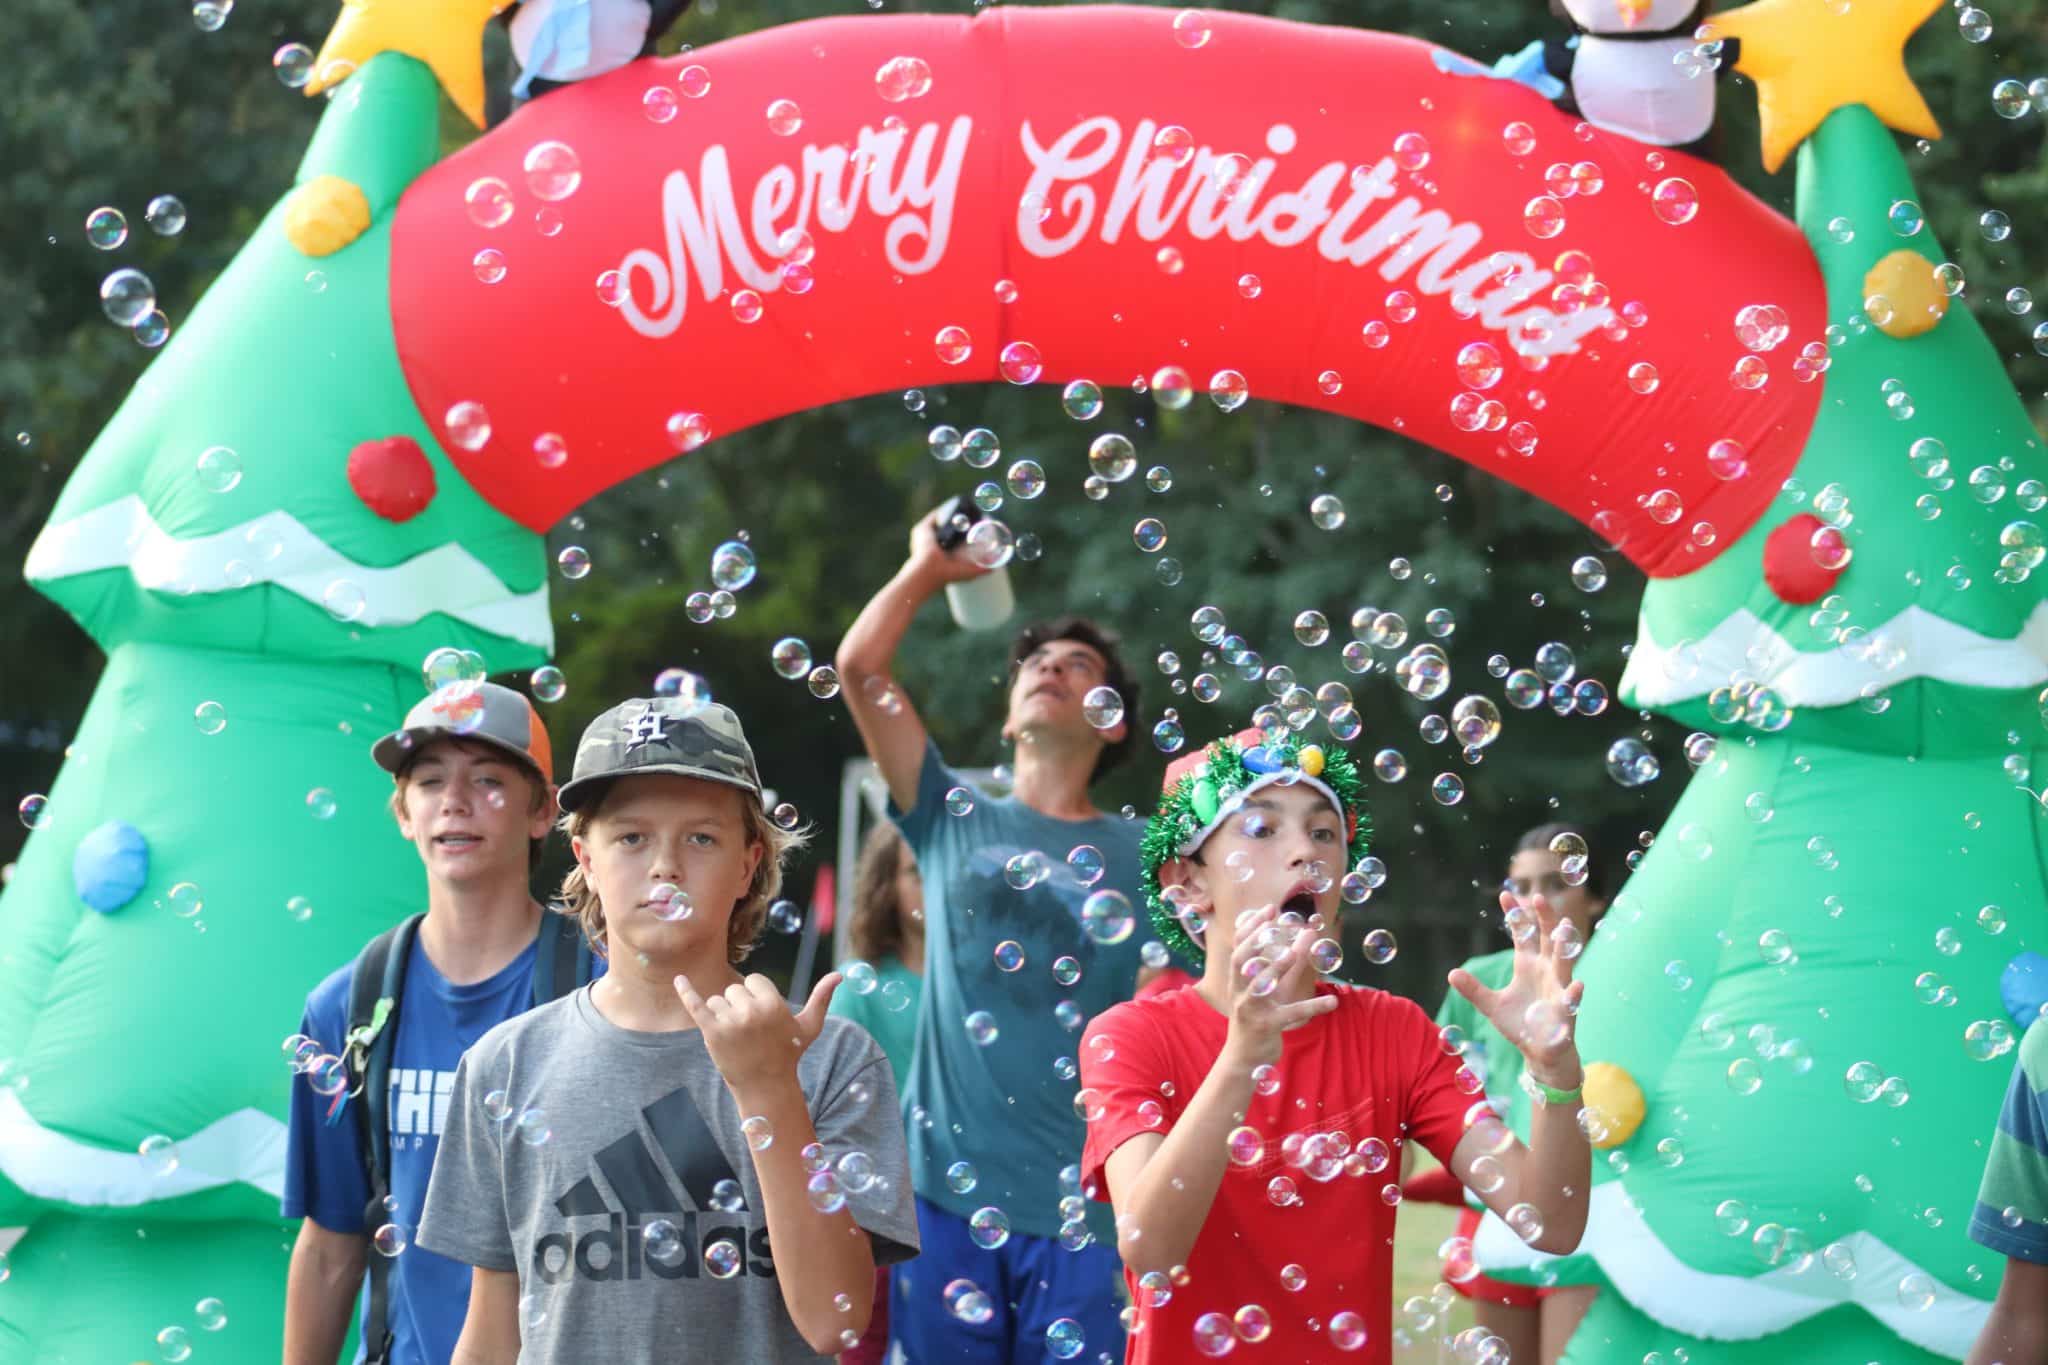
[931,494,1016,631]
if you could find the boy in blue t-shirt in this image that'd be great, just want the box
[837,510,1150,1363]
[281,680,580,1365]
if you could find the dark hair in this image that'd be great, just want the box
[849,822,918,962]
[388,736,551,871]
[1007,615,1140,782]
[1513,821,1609,900]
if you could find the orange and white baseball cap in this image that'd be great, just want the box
[372,681,555,786]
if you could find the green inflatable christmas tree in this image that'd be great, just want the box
[0,28,545,1362]
[1476,0,2047,1358]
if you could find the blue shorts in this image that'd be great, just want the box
[888,1196,1128,1365]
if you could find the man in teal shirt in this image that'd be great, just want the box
[836,510,1146,1364]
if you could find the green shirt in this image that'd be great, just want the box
[1435,947,1523,1114]
[829,952,923,1090]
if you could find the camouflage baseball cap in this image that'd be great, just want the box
[372,681,555,785]
[556,697,764,814]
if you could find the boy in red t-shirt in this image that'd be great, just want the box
[1079,729,1592,1362]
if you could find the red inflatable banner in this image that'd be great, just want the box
[390,6,1826,575]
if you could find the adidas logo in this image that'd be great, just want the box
[535,1083,775,1284]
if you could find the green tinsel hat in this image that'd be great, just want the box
[1140,726,1372,963]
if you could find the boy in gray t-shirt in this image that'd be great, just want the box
[419,697,918,1361]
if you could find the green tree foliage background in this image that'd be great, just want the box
[3,0,2043,1000]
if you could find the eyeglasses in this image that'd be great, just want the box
[1506,874,1570,898]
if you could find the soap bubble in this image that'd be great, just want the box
[1062,380,1103,419]
[935,325,973,364]
[705,1238,744,1277]
[465,177,514,229]
[196,445,242,493]
[947,1279,995,1324]
[1523,195,1566,239]
[1067,845,1105,885]
[1082,889,1136,944]
[1089,433,1138,482]
[100,268,155,326]
[86,206,128,250]
[969,1206,1012,1249]
[1605,737,1660,787]
[1083,686,1125,729]
[771,638,812,680]
[445,400,492,452]
[712,540,758,590]
[523,141,582,201]
[1652,178,1699,224]
[1328,1311,1367,1350]
[1456,342,1502,390]
[875,54,933,101]
[139,1133,180,1176]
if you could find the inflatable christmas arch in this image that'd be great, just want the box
[2,1,2043,1360]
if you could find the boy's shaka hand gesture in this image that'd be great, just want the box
[1448,890,1587,1083]
[1221,904,1340,1069]
[675,971,842,1100]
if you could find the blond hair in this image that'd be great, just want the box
[555,780,809,961]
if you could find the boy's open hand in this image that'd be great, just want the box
[1222,905,1339,1068]
[1449,890,1586,1083]
[676,971,841,1098]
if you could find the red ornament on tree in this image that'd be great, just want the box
[1762,513,1844,604]
[347,435,436,523]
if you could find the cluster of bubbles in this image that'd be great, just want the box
[149,1294,229,1364]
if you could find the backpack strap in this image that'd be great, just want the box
[533,909,594,1008]
[344,912,424,1365]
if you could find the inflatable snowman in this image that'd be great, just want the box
[496,0,693,111]
[1542,0,1737,150]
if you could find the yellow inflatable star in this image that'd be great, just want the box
[1710,0,1942,173]
[306,0,513,128]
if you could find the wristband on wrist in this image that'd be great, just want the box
[1521,1069,1583,1107]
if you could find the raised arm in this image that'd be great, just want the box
[834,511,986,811]
[1099,911,1336,1278]
[678,972,876,1355]
[1445,890,1591,1257]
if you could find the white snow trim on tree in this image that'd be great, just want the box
[0,1090,285,1205]
[1621,602,2048,708]
[1472,1182,1988,1360]
[23,494,553,650]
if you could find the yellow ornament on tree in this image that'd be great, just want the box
[1862,250,1950,338]
[1580,1060,1647,1149]
[283,175,372,257]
